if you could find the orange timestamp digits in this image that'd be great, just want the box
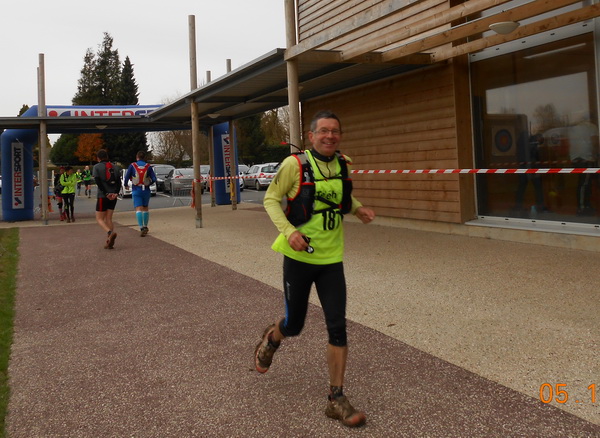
[539,383,597,404]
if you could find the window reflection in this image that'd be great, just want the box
[471,33,599,224]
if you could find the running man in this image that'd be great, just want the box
[82,165,93,198]
[92,149,122,249]
[254,110,375,427]
[123,151,157,236]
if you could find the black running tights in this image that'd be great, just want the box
[279,256,347,347]
[62,193,75,218]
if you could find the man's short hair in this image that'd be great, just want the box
[97,149,108,160]
[310,110,342,133]
[136,150,146,160]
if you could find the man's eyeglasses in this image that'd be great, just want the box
[314,128,341,136]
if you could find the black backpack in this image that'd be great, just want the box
[284,151,353,227]
[105,162,117,186]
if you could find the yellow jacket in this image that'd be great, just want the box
[60,173,78,195]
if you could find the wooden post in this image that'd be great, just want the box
[189,15,203,228]
[225,60,238,210]
[206,70,216,208]
[285,0,302,150]
[209,126,215,207]
[37,54,49,225]
[229,119,237,210]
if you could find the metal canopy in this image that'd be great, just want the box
[149,48,424,127]
[0,48,423,133]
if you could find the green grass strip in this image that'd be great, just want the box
[0,228,19,438]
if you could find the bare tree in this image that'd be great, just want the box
[533,103,562,133]
[150,129,209,166]
[261,107,290,145]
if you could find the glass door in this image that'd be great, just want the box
[471,33,599,224]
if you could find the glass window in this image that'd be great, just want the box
[471,33,599,224]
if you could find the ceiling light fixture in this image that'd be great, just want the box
[489,21,520,35]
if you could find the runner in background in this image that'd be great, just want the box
[82,165,93,198]
[123,150,157,237]
[92,149,122,249]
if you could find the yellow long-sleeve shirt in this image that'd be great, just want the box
[263,151,363,264]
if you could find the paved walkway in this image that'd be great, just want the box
[5,204,600,437]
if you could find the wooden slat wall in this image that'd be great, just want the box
[297,0,447,50]
[302,63,467,223]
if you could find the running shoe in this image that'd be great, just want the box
[140,227,149,237]
[107,232,117,249]
[325,396,366,427]
[254,324,278,373]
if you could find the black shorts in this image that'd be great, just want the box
[96,197,118,212]
[280,256,347,346]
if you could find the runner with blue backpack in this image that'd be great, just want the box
[123,150,157,237]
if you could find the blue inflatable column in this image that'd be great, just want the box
[1,107,39,221]
[211,123,240,205]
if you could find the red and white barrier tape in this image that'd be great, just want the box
[203,167,600,181]
[351,167,600,175]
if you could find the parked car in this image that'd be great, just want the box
[163,167,201,195]
[238,164,249,191]
[200,165,247,191]
[151,164,175,192]
[120,169,157,198]
[244,163,278,190]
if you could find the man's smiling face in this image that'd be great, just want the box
[309,117,342,157]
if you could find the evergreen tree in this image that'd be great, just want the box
[236,114,265,165]
[94,33,121,105]
[50,134,79,165]
[108,56,148,163]
[116,57,138,105]
[72,49,100,105]
[52,33,147,165]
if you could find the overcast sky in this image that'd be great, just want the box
[0,0,286,118]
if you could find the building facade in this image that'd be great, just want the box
[288,0,600,241]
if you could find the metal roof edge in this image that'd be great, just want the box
[148,48,286,121]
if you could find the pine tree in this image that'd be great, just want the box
[108,56,148,163]
[52,33,148,165]
[72,49,99,105]
[50,134,79,165]
[116,57,138,105]
[236,114,265,164]
[94,32,121,105]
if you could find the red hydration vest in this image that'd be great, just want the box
[132,163,151,186]
[284,151,353,227]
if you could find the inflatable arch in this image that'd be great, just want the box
[1,105,239,221]
[1,105,160,221]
